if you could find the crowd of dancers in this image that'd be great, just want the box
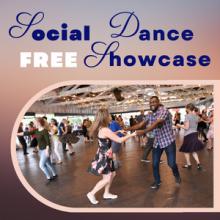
[16,96,214,205]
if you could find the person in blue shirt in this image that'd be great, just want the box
[109,115,124,169]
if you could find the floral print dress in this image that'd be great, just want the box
[88,137,115,175]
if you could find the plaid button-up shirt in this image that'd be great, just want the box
[145,106,174,148]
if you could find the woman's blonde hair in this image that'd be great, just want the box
[89,108,110,137]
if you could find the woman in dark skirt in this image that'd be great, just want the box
[59,119,79,155]
[177,103,204,170]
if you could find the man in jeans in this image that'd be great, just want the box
[127,96,181,189]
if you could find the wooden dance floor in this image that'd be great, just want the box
[16,131,213,208]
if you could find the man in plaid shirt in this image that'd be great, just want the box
[127,96,181,189]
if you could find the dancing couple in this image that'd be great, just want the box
[87,96,181,205]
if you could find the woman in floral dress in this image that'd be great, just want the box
[87,108,136,205]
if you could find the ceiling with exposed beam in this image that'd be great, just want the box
[27,84,214,115]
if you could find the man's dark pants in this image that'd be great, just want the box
[152,141,180,184]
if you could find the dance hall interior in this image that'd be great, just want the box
[15,84,214,208]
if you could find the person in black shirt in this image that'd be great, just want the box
[17,123,28,155]
[58,121,67,152]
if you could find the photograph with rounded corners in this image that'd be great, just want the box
[11,82,214,212]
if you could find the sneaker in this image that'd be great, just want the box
[175,176,181,184]
[52,174,58,180]
[182,164,192,169]
[150,182,161,189]
[103,193,118,199]
[197,164,202,170]
[45,177,53,185]
[87,192,99,205]
[141,159,151,163]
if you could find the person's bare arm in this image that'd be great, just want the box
[50,126,58,135]
[63,126,68,134]
[176,121,189,130]
[17,132,24,136]
[101,128,136,143]
[17,130,34,136]
[144,107,172,133]
[144,118,165,133]
[114,130,126,135]
[125,120,147,131]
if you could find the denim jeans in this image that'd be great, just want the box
[152,141,180,184]
[39,149,56,179]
